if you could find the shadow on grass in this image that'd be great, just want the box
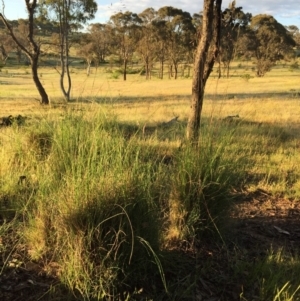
[195,188,300,300]
[64,91,300,105]
[111,115,298,146]
[0,217,77,301]
[1,113,300,300]
[58,188,196,300]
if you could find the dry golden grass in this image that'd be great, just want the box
[1,62,300,128]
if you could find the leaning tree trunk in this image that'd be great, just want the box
[31,55,49,105]
[186,0,222,143]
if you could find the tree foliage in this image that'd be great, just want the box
[109,11,142,81]
[157,6,196,79]
[88,23,113,64]
[219,1,251,77]
[249,14,296,76]
[38,0,97,100]
[137,8,158,79]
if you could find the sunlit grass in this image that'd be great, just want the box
[1,60,300,300]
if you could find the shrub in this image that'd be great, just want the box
[111,71,120,79]
[290,61,299,69]
[289,61,299,72]
[241,73,252,82]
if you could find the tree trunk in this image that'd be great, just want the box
[59,41,70,100]
[0,44,8,64]
[86,60,91,76]
[0,2,50,105]
[145,58,150,80]
[186,0,222,143]
[65,26,71,99]
[226,63,230,78]
[160,58,164,79]
[30,56,49,105]
[123,58,127,81]
[143,55,148,79]
[145,64,149,79]
[169,64,173,78]
[58,1,71,101]
[174,62,178,79]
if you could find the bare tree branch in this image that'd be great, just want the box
[0,0,49,104]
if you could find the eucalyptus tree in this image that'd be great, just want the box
[109,11,142,81]
[286,25,300,46]
[152,19,168,79]
[0,0,50,104]
[0,33,11,64]
[89,23,113,64]
[192,12,203,35]
[219,1,251,77]
[39,0,97,101]
[187,0,222,142]
[137,8,158,79]
[157,6,195,79]
[76,33,95,76]
[250,14,295,77]
[171,11,196,78]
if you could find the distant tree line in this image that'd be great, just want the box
[76,3,298,79]
[1,3,299,79]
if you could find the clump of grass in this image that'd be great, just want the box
[110,70,121,79]
[17,111,168,299]
[234,121,300,197]
[164,120,250,247]
[241,73,253,82]
[237,249,300,300]
[26,130,52,160]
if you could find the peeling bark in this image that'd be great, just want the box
[186,0,222,143]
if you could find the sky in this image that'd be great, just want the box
[2,0,300,29]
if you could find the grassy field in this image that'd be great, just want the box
[1,61,300,300]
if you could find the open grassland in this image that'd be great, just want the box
[1,62,300,122]
[1,62,300,300]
